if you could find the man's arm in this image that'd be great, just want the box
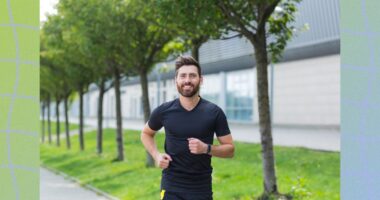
[211,134,234,158]
[188,134,235,158]
[140,123,172,168]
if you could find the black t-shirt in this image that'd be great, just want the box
[148,97,231,194]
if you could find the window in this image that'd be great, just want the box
[226,70,254,122]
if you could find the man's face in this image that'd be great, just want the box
[175,65,203,98]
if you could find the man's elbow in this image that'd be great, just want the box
[227,144,235,158]
[140,131,148,142]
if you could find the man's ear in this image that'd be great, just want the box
[200,76,203,85]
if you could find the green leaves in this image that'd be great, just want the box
[154,0,225,59]
[268,0,301,62]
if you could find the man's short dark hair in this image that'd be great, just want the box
[175,56,202,77]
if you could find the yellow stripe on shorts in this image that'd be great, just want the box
[160,189,166,200]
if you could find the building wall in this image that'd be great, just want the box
[81,54,338,127]
[270,54,340,126]
[198,0,340,64]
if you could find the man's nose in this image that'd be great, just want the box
[184,76,191,83]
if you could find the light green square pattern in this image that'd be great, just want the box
[0,134,8,165]
[15,169,39,200]
[341,69,370,101]
[10,134,39,167]
[10,98,39,132]
[0,0,39,199]
[341,33,371,67]
[17,28,39,62]
[0,27,16,59]
[0,169,16,199]
[18,64,39,97]
[0,97,12,130]
[10,0,39,27]
[0,1,9,24]
[0,63,16,94]
[340,0,366,31]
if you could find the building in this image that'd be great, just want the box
[67,0,340,130]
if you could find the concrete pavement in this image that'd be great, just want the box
[40,168,115,200]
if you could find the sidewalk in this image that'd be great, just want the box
[40,168,115,200]
[68,117,340,151]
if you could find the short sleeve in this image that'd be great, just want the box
[148,106,163,131]
[215,108,231,137]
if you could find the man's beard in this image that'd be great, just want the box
[176,82,200,97]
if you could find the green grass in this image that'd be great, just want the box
[40,129,340,200]
[40,120,80,138]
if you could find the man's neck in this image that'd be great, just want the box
[179,95,200,111]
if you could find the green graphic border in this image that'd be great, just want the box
[0,0,39,199]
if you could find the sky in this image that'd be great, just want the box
[40,0,59,22]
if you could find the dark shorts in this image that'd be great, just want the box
[161,190,213,200]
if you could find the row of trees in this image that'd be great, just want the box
[40,0,301,198]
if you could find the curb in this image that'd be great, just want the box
[41,165,120,200]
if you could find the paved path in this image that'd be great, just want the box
[40,168,113,200]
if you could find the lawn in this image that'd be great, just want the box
[40,121,80,139]
[40,128,340,200]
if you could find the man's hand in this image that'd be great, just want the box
[188,138,208,154]
[155,153,172,169]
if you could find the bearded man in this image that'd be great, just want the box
[141,55,235,200]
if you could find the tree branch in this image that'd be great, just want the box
[217,1,255,39]
[220,33,242,40]
[257,0,280,32]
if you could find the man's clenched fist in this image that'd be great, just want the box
[155,153,172,169]
[188,138,208,154]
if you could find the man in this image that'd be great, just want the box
[141,56,234,200]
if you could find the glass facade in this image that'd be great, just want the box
[200,70,255,122]
[226,70,254,122]
[200,74,220,104]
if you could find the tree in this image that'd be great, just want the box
[57,0,132,160]
[155,0,227,61]
[120,0,184,166]
[212,0,301,198]
[40,56,63,147]
[40,66,53,144]
[42,14,94,150]
[40,70,51,143]
[41,29,65,147]
[40,97,46,143]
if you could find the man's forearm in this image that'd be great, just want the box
[140,132,159,159]
[209,144,234,158]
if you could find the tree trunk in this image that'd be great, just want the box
[113,66,124,161]
[251,30,278,195]
[191,44,200,62]
[41,102,45,143]
[97,78,105,155]
[191,35,208,62]
[140,70,155,167]
[64,96,71,149]
[47,95,52,144]
[55,99,60,147]
[79,86,85,151]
